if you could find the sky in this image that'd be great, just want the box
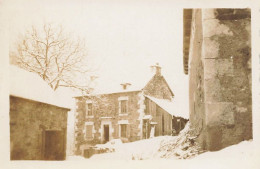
[6,0,189,114]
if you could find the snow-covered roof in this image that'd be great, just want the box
[10,65,73,109]
[75,68,155,96]
[145,95,189,119]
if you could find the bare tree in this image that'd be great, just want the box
[13,23,94,93]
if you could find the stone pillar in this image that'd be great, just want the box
[202,9,252,151]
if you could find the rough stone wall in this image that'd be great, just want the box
[143,75,174,100]
[203,8,252,151]
[74,91,142,155]
[9,96,68,160]
[188,9,207,149]
[188,8,252,151]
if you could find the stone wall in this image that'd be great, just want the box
[10,96,68,160]
[187,8,252,151]
[74,91,142,155]
[188,9,207,149]
[143,75,174,100]
[74,72,175,155]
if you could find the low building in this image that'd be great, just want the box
[74,64,188,155]
[9,65,72,160]
[183,9,252,151]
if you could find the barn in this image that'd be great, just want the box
[9,65,73,160]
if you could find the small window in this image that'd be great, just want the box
[145,99,150,115]
[86,103,93,116]
[86,125,93,139]
[120,124,127,137]
[120,100,128,114]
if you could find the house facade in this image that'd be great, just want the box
[183,9,252,151]
[9,65,72,160]
[74,64,188,155]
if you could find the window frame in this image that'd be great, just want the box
[118,96,129,115]
[84,124,94,140]
[120,124,127,138]
[85,101,94,118]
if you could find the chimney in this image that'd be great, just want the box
[120,83,131,90]
[150,63,161,76]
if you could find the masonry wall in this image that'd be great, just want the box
[10,96,68,160]
[188,9,207,149]
[74,91,142,155]
[74,73,175,155]
[143,74,173,100]
[188,9,252,151]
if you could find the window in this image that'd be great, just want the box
[120,100,128,114]
[120,124,127,137]
[86,125,93,139]
[145,99,150,115]
[118,96,128,115]
[86,103,93,116]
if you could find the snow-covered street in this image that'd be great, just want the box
[66,138,258,169]
[67,123,257,167]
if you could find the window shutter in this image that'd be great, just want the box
[86,125,93,139]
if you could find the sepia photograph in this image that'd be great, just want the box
[0,0,260,169]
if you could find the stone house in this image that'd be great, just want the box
[74,64,188,155]
[9,65,72,160]
[183,9,252,151]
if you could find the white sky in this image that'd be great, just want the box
[7,0,188,113]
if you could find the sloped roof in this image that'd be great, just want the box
[10,65,73,109]
[76,68,155,96]
[145,95,189,119]
[76,69,174,97]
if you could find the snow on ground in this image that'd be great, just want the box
[66,155,86,161]
[88,123,256,165]
[91,136,174,160]
[66,125,259,169]
[90,122,201,160]
[158,122,203,159]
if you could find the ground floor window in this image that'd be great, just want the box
[86,125,93,139]
[120,124,127,138]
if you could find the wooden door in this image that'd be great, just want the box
[44,130,65,160]
[104,125,109,143]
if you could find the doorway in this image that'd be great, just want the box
[103,125,109,143]
[43,130,65,160]
[142,119,150,139]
